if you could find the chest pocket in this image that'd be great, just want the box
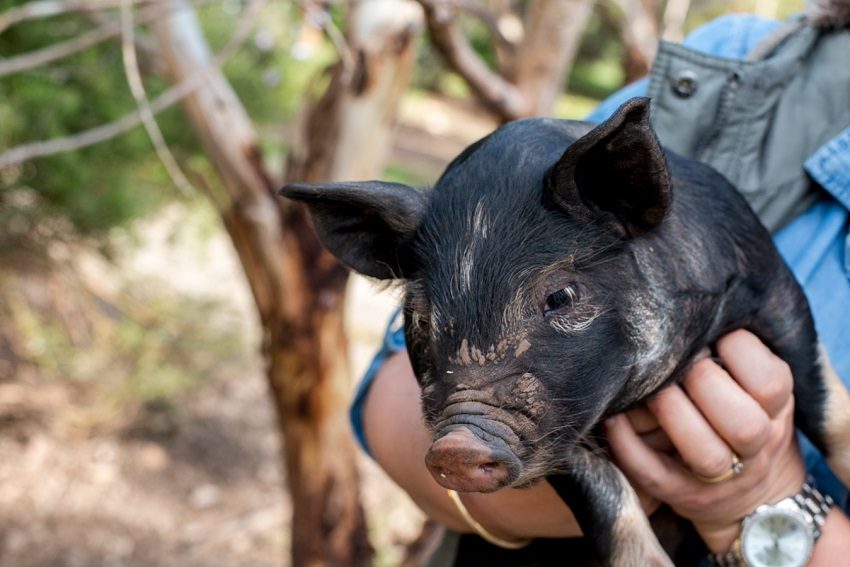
[648,22,850,233]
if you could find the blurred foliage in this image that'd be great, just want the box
[0,1,331,256]
[553,92,601,120]
[569,9,627,99]
[689,0,804,33]
[0,7,170,242]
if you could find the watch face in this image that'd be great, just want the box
[741,509,813,567]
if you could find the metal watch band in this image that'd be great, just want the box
[792,476,835,540]
[711,539,745,567]
[709,477,834,567]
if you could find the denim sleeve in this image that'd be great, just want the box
[350,309,406,456]
[806,127,850,211]
[775,126,850,510]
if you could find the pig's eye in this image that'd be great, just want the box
[544,285,577,315]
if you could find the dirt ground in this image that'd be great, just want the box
[0,95,496,566]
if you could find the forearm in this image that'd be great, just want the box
[810,508,850,564]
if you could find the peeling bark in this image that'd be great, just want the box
[151,0,422,564]
[511,0,595,117]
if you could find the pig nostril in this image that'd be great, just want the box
[426,428,521,491]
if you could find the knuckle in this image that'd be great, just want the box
[693,450,731,478]
[766,356,793,383]
[733,417,770,452]
[640,476,665,498]
[755,362,793,407]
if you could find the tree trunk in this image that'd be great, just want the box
[151,1,422,565]
[661,0,691,42]
[512,0,595,116]
[605,0,660,82]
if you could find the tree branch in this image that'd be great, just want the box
[418,0,527,122]
[453,0,517,48]
[120,0,194,195]
[301,4,356,86]
[0,0,260,170]
[0,19,122,77]
[661,0,690,41]
[0,0,213,78]
[0,0,158,34]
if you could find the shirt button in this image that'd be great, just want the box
[672,70,698,98]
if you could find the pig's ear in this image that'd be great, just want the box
[547,97,671,236]
[279,180,426,280]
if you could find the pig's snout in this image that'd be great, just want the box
[425,428,522,492]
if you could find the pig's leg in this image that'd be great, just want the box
[817,346,850,487]
[548,448,672,567]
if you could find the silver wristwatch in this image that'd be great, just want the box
[710,478,834,567]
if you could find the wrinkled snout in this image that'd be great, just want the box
[425,428,522,492]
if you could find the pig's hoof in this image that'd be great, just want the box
[425,428,521,492]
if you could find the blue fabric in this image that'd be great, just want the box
[352,13,850,517]
[775,200,850,509]
[350,310,404,455]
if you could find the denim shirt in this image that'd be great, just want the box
[353,12,850,520]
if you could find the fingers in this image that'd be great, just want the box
[641,330,791,473]
[647,384,737,480]
[716,329,793,417]
[625,406,658,434]
[605,413,683,496]
[610,329,795,485]
[607,329,806,554]
[681,358,771,458]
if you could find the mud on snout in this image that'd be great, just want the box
[423,375,557,493]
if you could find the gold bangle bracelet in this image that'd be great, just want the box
[446,489,532,550]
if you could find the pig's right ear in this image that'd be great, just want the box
[279,181,426,280]
[546,97,671,237]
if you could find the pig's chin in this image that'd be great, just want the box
[424,425,524,493]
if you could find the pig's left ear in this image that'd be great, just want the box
[546,97,671,236]
[279,180,426,280]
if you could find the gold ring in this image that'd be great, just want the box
[693,454,744,484]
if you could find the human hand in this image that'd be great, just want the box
[604,329,806,553]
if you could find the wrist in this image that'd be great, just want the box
[697,461,807,554]
[808,508,850,565]
[698,523,744,555]
[708,477,834,566]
